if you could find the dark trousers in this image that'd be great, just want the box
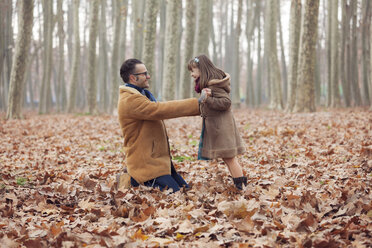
[130,162,189,192]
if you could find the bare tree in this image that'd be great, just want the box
[330,0,341,107]
[6,0,34,119]
[286,0,301,112]
[142,0,160,94]
[255,0,262,106]
[67,0,80,113]
[180,0,196,99]
[87,0,99,114]
[268,0,283,110]
[132,0,145,59]
[110,0,122,113]
[39,0,54,114]
[370,17,372,109]
[162,0,182,100]
[119,0,129,60]
[195,0,210,55]
[98,0,109,112]
[361,0,371,105]
[326,0,332,106]
[294,0,320,112]
[278,5,288,103]
[156,0,166,98]
[350,0,361,106]
[245,0,256,107]
[56,0,66,112]
[340,0,351,106]
[231,0,243,107]
[0,0,14,111]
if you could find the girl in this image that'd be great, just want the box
[188,55,247,190]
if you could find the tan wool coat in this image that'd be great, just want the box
[118,86,200,183]
[200,74,246,159]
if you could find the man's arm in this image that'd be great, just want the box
[118,93,200,120]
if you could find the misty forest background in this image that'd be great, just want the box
[1,0,372,119]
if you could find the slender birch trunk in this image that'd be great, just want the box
[6,0,34,119]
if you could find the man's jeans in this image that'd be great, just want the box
[130,162,189,192]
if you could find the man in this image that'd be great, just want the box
[116,58,209,192]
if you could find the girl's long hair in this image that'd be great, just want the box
[187,54,226,90]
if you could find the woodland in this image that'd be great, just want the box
[0,0,371,247]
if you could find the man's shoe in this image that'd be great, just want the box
[233,176,247,190]
[116,173,131,190]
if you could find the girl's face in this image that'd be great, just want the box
[190,67,201,81]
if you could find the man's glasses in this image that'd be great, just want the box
[132,71,149,77]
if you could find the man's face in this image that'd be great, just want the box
[130,63,150,88]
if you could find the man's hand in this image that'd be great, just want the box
[199,88,211,103]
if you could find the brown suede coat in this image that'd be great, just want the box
[118,86,200,183]
[200,74,246,158]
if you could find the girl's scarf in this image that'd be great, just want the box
[125,83,157,102]
[194,78,201,93]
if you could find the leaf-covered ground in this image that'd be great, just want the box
[0,109,371,247]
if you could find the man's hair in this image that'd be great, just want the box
[120,58,143,83]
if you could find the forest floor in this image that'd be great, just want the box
[0,109,371,247]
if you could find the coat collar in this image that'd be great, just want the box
[119,85,141,94]
[207,73,231,87]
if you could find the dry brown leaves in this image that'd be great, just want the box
[0,109,371,247]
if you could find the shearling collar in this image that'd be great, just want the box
[119,85,141,94]
[207,73,231,93]
[207,73,231,87]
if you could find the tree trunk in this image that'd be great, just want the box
[39,0,54,114]
[142,0,160,94]
[110,0,122,113]
[268,0,283,110]
[195,0,210,55]
[263,0,271,105]
[361,0,371,105]
[175,3,183,99]
[350,0,361,106]
[1,0,13,110]
[156,0,166,98]
[294,0,319,112]
[256,0,262,106]
[180,0,196,99]
[245,0,256,107]
[6,0,34,119]
[132,0,145,59]
[370,15,372,109]
[232,0,243,107]
[278,6,288,103]
[67,0,80,113]
[162,0,182,100]
[330,0,341,107]
[98,0,109,112]
[57,0,66,112]
[87,0,99,114]
[286,0,301,112]
[119,0,129,60]
[210,1,218,64]
[326,0,332,106]
[224,1,234,82]
[340,0,351,106]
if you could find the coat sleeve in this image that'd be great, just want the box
[204,86,231,111]
[118,92,200,120]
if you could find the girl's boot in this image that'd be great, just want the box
[233,176,247,190]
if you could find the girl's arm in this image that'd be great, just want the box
[204,86,231,111]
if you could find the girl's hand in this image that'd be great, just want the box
[203,88,212,97]
[198,88,211,103]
